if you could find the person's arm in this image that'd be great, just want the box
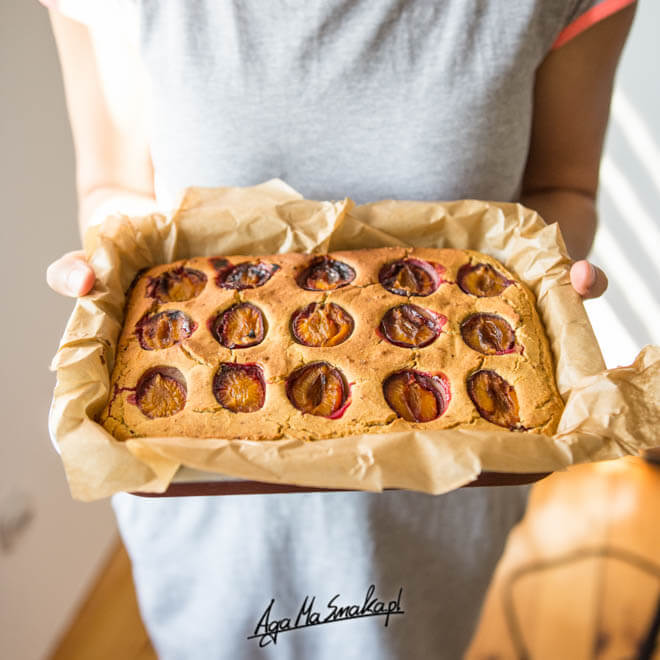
[45,10,156,297]
[47,5,635,300]
[520,1,636,298]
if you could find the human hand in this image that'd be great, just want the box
[570,260,608,300]
[45,253,609,301]
[46,250,96,297]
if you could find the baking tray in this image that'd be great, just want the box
[132,467,551,497]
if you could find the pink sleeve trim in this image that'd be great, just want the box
[551,0,636,49]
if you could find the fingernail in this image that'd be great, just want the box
[587,263,597,286]
[67,265,88,294]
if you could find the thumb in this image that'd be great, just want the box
[570,260,608,300]
[46,251,96,297]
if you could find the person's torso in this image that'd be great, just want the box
[135,0,565,207]
[104,2,572,657]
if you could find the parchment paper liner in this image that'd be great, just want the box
[49,180,659,501]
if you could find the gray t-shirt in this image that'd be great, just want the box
[62,0,608,657]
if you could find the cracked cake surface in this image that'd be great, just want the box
[98,247,564,441]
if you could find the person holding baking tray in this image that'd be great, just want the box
[43,1,635,658]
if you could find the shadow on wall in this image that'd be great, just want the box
[588,86,660,369]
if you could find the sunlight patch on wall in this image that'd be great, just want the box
[611,90,660,197]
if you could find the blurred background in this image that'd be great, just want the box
[1,1,658,659]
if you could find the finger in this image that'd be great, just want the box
[570,260,608,299]
[46,251,96,297]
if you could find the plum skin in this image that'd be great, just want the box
[135,310,197,350]
[212,363,266,413]
[379,304,446,348]
[378,257,444,297]
[296,256,356,291]
[145,267,207,302]
[460,313,516,355]
[214,260,280,290]
[457,262,512,297]
[211,302,267,349]
[135,367,187,418]
[290,302,355,347]
[382,369,451,422]
[467,369,520,428]
[285,361,350,417]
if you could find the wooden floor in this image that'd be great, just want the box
[49,457,659,659]
[49,540,156,660]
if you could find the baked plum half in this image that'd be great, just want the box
[136,310,197,350]
[214,260,279,290]
[291,302,354,347]
[211,302,266,349]
[379,304,446,348]
[135,367,187,418]
[378,257,444,297]
[146,267,207,302]
[383,369,450,423]
[286,362,349,417]
[460,313,515,355]
[467,370,520,428]
[457,262,512,297]
[296,256,356,291]
[213,363,266,413]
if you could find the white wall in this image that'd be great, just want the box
[0,2,116,659]
[0,1,657,659]
[588,1,660,365]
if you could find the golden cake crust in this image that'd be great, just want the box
[99,247,564,441]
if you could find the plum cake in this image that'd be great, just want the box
[99,248,564,441]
